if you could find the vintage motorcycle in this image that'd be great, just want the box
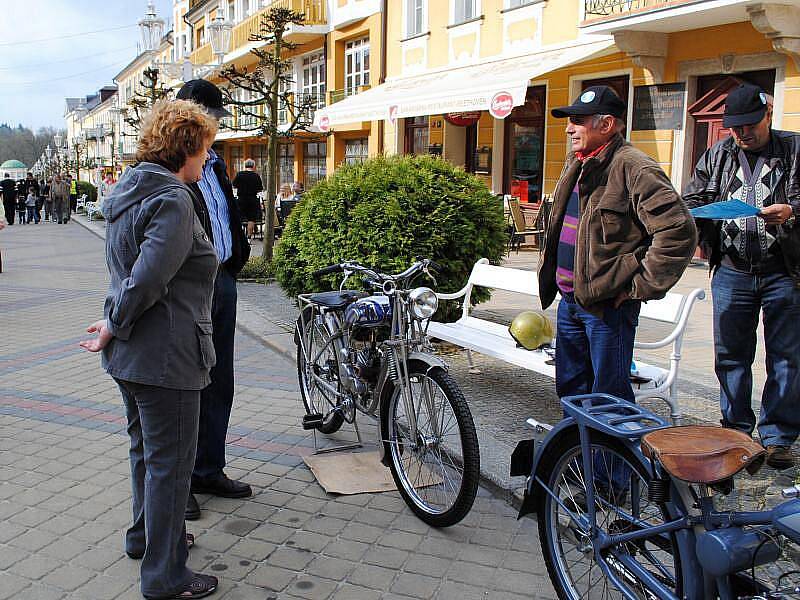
[295,258,479,527]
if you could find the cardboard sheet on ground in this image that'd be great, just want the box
[303,450,442,495]
[690,199,760,220]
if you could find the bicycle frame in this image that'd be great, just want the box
[523,394,800,600]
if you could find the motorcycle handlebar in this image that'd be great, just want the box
[312,264,343,277]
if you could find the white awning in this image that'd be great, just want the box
[315,38,615,128]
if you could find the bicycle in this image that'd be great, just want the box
[295,258,480,527]
[511,394,800,599]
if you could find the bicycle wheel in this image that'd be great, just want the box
[537,431,682,600]
[381,364,479,527]
[296,307,344,434]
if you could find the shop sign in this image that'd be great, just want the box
[632,83,686,131]
[318,115,330,132]
[489,91,514,119]
[444,111,482,127]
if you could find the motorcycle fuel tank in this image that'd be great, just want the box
[344,295,392,328]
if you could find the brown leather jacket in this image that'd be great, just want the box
[538,134,697,312]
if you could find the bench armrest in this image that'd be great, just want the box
[634,288,706,350]
[436,285,470,301]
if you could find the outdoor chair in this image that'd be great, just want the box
[508,198,545,253]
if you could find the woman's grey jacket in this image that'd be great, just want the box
[101,162,219,390]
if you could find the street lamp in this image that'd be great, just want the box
[138,2,165,54]
[138,1,232,83]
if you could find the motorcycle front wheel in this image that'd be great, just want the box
[380,363,479,527]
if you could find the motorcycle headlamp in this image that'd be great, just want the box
[409,287,438,320]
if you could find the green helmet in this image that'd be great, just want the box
[509,311,554,350]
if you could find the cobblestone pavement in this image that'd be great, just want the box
[0,220,556,600]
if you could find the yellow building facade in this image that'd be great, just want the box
[316,0,800,204]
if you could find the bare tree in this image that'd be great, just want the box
[217,6,324,260]
[123,66,173,132]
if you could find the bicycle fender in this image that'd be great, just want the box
[376,355,449,467]
[516,418,578,518]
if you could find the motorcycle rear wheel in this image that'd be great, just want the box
[296,307,345,435]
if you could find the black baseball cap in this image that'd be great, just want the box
[723,84,768,128]
[551,85,626,119]
[176,79,232,119]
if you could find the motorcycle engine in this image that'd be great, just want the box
[354,347,381,384]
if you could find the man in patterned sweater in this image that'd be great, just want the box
[684,83,800,469]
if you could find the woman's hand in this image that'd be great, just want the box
[80,320,113,352]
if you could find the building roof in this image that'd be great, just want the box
[1,160,27,169]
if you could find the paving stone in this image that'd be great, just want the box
[228,538,277,561]
[403,554,450,577]
[244,563,295,591]
[42,563,95,591]
[347,563,397,591]
[322,538,370,562]
[267,546,315,570]
[390,572,441,598]
[305,555,355,580]
[8,554,62,579]
[0,573,34,600]
[73,574,133,600]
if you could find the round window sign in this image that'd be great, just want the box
[580,90,596,103]
[318,115,330,132]
[489,91,514,119]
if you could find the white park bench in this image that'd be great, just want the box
[427,258,706,422]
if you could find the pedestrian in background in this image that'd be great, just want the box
[15,181,26,224]
[25,188,37,224]
[683,83,800,470]
[50,173,69,224]
[41,178,52,222]
[67,174,78,219]
[80,99,221,600]
[1,173,15,225]
[176,79,252,521]
[232,158,263,240]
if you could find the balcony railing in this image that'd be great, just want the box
[584,0,661,19]
[328,85,371,105]
[278,92,326,125]
[190,43,213,66]
[231,0,327,51]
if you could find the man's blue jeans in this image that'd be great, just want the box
[556,295,641,494]
[712,266,800,447]
[555,295,640,402]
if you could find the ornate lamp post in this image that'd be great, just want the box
[139,1,232,83]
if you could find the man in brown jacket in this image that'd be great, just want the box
[540,86,696,408]
[49,173,70,225]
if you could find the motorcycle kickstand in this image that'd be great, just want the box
[311,413,364,455]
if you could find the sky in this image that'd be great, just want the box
[0,0,174,131]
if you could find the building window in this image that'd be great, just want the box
[404,117,429,155]
[302,51,326,106]
[345,38,370,96]
[507,0,535,7]
[303,141,327,188]
[454,0,477,23]
[344,138,368,164]
[196,25,205,47]
[228,0,235,21]
[406,0,425,37]
[504,86,545,204]
[278,143,295,190]
[229,145,244,175]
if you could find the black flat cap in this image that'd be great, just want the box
[176,79,232,119]
[551,85,626,119]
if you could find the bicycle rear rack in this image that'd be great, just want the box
[561,394,670,440]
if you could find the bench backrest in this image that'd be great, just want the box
[466,258,689,325]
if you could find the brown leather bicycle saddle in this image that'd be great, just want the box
[641,425,765,484]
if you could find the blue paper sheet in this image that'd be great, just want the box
[690,199,760,220]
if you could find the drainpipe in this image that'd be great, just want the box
[378,0,387,155]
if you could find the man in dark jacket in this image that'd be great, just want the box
[683,83,800,469]
[1,174,16,225]
[540,86,696,407]
[177,80,252,520]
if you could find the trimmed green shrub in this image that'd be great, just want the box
[238,255,273,282]
[273,154,507,321]
[77,180,97,203]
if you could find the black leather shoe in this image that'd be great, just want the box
[144,572,218,599]
[185,493,201,521]
[191,473,252,499]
